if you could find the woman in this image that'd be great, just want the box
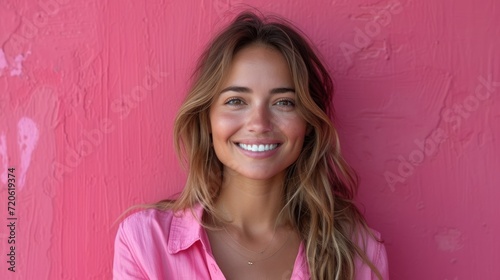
[113,11,389,280]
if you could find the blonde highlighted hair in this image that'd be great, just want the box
[152,11,383,280]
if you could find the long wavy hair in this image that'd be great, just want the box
[151,11,383,280]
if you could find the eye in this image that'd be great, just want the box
[274,98,295,107]
[224,97,246,106]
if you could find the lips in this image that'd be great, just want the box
[238,143,279,152]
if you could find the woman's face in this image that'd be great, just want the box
[209,44,308,182]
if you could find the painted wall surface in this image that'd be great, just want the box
[0,0,498,279]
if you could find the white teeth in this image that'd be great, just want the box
[238,143,278,152]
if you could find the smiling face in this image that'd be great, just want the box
[209,44,308,182]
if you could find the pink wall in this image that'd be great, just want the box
[0,0,498,279]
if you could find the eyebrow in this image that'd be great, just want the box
[219,86,295,94]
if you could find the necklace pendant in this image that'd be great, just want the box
[247,261,254,265]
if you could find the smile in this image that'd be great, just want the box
[238,143,279,152]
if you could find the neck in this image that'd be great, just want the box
[215,171,287,235]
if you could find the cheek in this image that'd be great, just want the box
[210,111,241,142]
[278,115,308,140]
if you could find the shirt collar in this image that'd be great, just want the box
[166,203,310,279]
[167,203,209,254]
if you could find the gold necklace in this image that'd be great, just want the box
[217,203,290,265]
[222,224,277,255]
[220,225,291,265]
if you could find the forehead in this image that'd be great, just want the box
[222,44,293,85]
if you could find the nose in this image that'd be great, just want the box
[246,103,272,133]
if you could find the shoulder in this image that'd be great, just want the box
[119,208,175,230]
[353,228,390,279]
[113,208,179,279]
[116,208,178,246]
[116,205,203,245]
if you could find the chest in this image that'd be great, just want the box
[206,228,302,280]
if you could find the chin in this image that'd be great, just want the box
[236,168,286,181]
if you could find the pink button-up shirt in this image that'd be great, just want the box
[113,204,389,279]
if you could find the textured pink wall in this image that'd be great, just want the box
[0,0,499,279]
